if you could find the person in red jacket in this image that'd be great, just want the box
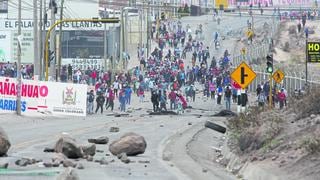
[91,70,97,85]
[106,88,115,111]
[277,88,286,110]
[168,90,177,110]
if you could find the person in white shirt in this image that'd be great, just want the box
[113,81,119,97]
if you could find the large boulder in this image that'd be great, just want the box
[109,133,147,156]
[0,127,10,156]
[54,137,83,159]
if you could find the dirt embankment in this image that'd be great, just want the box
[213,90,320,180]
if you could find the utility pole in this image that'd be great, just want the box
[124,9,128,71]
[33,0,39,80]
[49,0,56,81]
[103,6,108,72]
[147,1,150,58]
[17,0,22,115]
[58,0,65,81]
[139,8,142,50]
[120,8,124,71]
[39,0,43,80]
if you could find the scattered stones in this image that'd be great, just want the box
[43,147,55,153]
[43,162,53,168]
[81,144,96,156]
[119,153,130,164]
[63,160,76,168]
[0,162,8,169]
[109,132,147,156]
[100,158,108,165]
[52,160,60,167]
[0,127,11,157]
[110,127,120,133]
[272,155,279,161]
[280,160,286,164]
[56,167,79,180]
[202,168,208,173]
[15,158,33,167]
[188,122,192,126]
[88,136,109,144]
[250,156,258,162]
[86,156,93,162]
[96,150,104,153]
[110,159,115,163]
[149,111,177,115]
[52,153,67,164]
[76,163,84,170]
[105,153,110,156]
[310,114,316,119]
[258,156,266,161]
[162,152,172,161]
[54,136,83,159]
[138,160,150,164]
[160,124,164,127]
[212,110,237,117]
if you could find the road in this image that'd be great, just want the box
[0,13,273,180]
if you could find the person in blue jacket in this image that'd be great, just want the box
[125,85,133,105]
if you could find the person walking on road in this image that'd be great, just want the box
[151,90,159,112]
[138,86,145,103]
[159,91,167,111]
[169,90,177,110]
[217,85,223,105]
[106,88,115,111]
[119,90,126,112]
[224,86,232,110]
[87,90,94,114]
[95,92,105,114]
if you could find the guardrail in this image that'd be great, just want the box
[231,17,320,94]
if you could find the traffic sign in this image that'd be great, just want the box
[272,69,285,83]
[231,62,256,89]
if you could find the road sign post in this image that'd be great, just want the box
[231,62,256,113]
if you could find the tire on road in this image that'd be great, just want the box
[204,121,226,134]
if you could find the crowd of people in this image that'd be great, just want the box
[83,16,243,115]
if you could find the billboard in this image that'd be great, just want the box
[0,77,87,116]
[307,42,320,63]
[0,31,11,62]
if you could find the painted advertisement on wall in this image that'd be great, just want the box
[0,30,34,63]
[0,77,87,116]
[62,58,104,71]
[0,31,11,62]
[228,0,312,6]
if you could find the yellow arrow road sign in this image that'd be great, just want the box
[231,62,256,89]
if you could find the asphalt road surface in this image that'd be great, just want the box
[0,13,273,180]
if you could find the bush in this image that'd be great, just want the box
[228,107,283,153]
[302,136,320,154]
[291,89,320,120]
